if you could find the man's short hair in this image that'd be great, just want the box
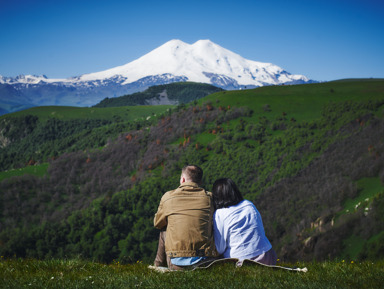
[182,165,203,184]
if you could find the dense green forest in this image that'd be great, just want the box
[0,79,383,264]
[94,82,223,107]
[0,105,171,171]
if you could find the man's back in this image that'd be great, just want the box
[154,182,217,258]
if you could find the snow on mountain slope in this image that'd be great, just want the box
[0,39,312,88]
[0,39,315,115]
[78,39,310,86]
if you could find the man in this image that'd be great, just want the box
[153,165,218,270]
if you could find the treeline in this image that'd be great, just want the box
[0,174,172,263]
[0,117,110,170]
[94,82,223,107]
[0,113,164,171]
[0,93,384,263]
[0,104,250,231]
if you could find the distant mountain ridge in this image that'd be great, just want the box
[0,39,316,115]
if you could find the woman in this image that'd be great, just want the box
[212,178,277,265]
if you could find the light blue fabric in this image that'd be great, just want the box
[171,256,206,266]
[213,199,272,260]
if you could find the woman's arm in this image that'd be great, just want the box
[213,211,227,255]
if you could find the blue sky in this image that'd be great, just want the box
[1,0,383,81]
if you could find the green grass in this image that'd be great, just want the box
[0,163,49,182]
[201,80,384,123]
[341,177,384,215]
[342,235,367,260]
[0,105,174,122]
[194,132,217,146]
[368,231,384,244]
[337,178,384,260]
[0,258,383,289]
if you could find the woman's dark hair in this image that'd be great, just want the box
[212,178,244,209]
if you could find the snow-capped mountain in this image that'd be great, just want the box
[0,39,315,115]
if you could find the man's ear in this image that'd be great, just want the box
[180,173,187,184]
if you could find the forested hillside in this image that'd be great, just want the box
[0,79,383,263]
[93,82,223,107]
[0,105,171,171]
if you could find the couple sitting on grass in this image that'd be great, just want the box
[153,165,277,270]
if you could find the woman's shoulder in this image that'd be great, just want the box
[242,199,253,205]
[237,199,255,209]
[216,199,253,215]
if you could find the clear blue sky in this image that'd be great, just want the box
[1,0,383,81]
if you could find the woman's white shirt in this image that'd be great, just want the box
[213,199,272,260]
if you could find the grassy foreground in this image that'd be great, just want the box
[1,258,383,289]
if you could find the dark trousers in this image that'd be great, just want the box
[154,231,185,271]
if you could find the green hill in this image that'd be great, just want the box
[201,79,384,121]
[93,82,223,107]
[0,105,173,122]
[0,79,383,263]
[0,105,173,170]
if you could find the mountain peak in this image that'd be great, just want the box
[0,39,316,115]
[158,39,189,50]
[78,39,312,87]
[193,39,215,45]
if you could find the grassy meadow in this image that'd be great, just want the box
[0,105,173,123]
[0,163,49,182]
[202,79,384,122]
[1,258,384,289]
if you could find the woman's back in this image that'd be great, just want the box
[213,199,272,260]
